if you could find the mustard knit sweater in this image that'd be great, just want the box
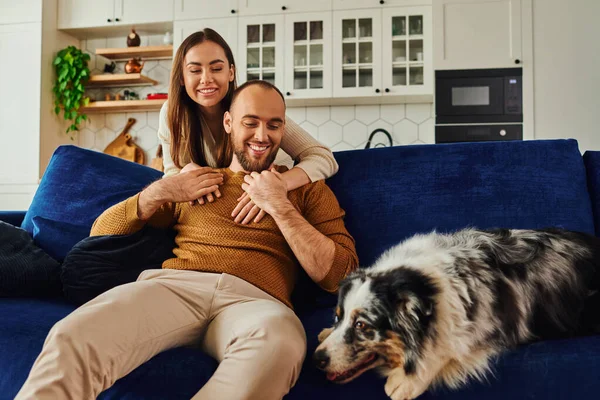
[91,169,358,308]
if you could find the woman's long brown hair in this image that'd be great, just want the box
[168,29,236,169]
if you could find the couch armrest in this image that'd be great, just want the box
[0,211,26,227]
[583,151,600,236]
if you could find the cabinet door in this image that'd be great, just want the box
[0,23,41,187]
[0,0,41,24]
[333,9,382,97]
[333,0,430,10]
[281,0,333,13]
[238,15,285,89]
[434,0,522,70]
[382,6,432,95]
[174,18,239,61]
[238,0,283,16]
[58,0,115,29]
[284,12,332,99]
[116,0,174,25]
[174,0,238,20]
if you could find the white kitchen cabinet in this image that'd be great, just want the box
[332,9,382,97]
[433,0,522,70]
[237,15,285,89]
[174,18,238,60]
[174,0,238,20]
[333,6,431,98]
[284,12,332,99]
[58,0,115,28]
[381,6,432,96]
[333,0,431,10]
[238,0,332,16]
[118,0,174,26]
[0,0,42,24]
[58,0,173,29]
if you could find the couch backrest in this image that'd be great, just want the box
[22,140,594,276]
[583,151,600,236]
[328,139,595,268]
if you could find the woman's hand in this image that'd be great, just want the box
[181,163,222,205]
[232,192,267,224]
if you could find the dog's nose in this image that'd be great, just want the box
[313,349,330,370]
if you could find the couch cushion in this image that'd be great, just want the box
[583,151,600,236]
[21,146,162,261]
[0,298,217,399]
[0,221,61,297]
[292,307,600,400]
[328,139,594,269]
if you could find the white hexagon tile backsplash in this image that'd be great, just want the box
[77,35,434,165]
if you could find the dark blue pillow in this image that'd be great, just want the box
[0,221,61,297]
[21,146,162,261]
[61,227,176,306]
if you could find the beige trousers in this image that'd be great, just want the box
[16,269,307,400]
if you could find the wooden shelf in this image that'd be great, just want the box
[95,45,173,61]
[87,73,158,88]
[81,99,167,113]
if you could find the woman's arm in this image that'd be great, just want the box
[279,116,339,190]
[157,102,181,178]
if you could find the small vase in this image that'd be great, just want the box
[163,32,173,45]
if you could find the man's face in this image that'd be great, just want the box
[224,85,285,172]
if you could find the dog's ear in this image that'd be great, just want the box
[318,327,334,343]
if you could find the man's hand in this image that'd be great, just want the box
[138,167,223,220]
[241,168,291,217]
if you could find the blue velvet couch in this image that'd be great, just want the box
[1,139,600,400]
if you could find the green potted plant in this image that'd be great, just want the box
[52,46,91,134]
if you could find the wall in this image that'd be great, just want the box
[532,0,600,152]
[40,0,80,177]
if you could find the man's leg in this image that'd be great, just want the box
[195,274,306,400]
[16,269,219,400]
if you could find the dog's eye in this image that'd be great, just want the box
[354,321,367,330]
[334,315,339,324]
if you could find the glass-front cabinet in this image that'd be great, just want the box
[382,7,432,96]
[333,6,431,98]
[284,12,332,99]
[333,9,382,97]
[238,15,285,88]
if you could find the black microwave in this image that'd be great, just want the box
[435,68,522,124]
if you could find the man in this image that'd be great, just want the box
[17,80,358,400]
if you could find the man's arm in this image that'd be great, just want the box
[91,166,224,236]
[243,170,358,292]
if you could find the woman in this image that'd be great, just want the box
[157,28,338,224]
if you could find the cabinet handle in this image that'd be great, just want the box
[231,9,236,14]
[107,18,112,22]
[115,18,120,22]
[515,59,521,64]
[385,88,390,93]
[286,92,291,96]
[282,6,287,10]
[380,0,385,4]
[375,88,380,93]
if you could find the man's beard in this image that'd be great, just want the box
[234,142,280,172]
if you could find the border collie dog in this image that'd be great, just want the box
[314,228,600,400]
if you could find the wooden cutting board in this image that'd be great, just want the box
[103,117,145,165]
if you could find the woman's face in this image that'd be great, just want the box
[182,40,235,112]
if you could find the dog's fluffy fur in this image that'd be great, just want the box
[314,228,600,400]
